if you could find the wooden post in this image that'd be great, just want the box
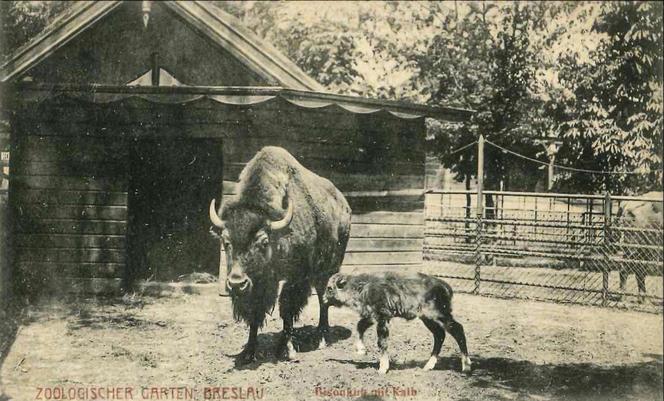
[474,135,484,294]
[219,247,229,296]
[218,178,229,296]
[477,135,484,218]
[150,52,159,86]
[545,142,559,191]
[548,154,555,191]
[602,192,612,306]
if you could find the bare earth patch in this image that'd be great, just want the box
[1,286,662,401]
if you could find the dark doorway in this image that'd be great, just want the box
[126,138,223,283]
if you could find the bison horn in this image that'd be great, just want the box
[269,195,294,231]
[209,199,224,228]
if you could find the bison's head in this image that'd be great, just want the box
[209,195,293,295]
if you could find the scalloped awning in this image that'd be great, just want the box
[8,84,473,121]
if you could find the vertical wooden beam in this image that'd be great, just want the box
[150,52,159,86]
[602,192,612,306]
[474,135,484,294]
[476,135,484,218]
[548,155,555,191]
[218,146,228,296]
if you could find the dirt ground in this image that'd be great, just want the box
[1,284,662,401]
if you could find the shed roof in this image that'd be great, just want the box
[0,1,473,121]
[0,1,324,91]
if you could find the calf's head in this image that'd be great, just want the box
[323,273,352,306]
[209,196,293,295]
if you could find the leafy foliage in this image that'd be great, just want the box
[555,2,663,194]
[2,1,662,195]
[0,1,71,61]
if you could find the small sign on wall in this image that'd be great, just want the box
[1,152,9,162]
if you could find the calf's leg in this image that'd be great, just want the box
[376,319,390,374]
[315,281,330,348]
[355,317,374,355]
[440,316,471,373]
[421,317,446,371]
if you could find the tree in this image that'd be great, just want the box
[0,1,71,60]
[214,1,436,100]
[555,1,663,194]
[424,2,546,201]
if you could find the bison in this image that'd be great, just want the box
[614,192,663,297]
[209,147,352,364]
[323,272,471,374]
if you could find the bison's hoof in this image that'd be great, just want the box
[235,350,256,366]
[278,341,298,361]
[423,356,437,371]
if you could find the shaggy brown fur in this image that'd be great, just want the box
[211,147,352,365]
[324,272,471,374]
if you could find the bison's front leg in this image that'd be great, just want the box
[278,281,310,360]
[236,322,258,366]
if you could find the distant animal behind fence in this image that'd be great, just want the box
[424,190,663,312]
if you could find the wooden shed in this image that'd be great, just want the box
[0,1,470,296]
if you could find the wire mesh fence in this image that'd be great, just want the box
[425,190,663,313]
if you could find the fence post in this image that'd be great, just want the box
[474,135,485,294]
[602,192,612,306]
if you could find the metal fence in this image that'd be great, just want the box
[425,190,663,313]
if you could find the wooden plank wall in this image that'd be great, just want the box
[10,117,129,295]
[11,96,426,296]
[216,98,427,271]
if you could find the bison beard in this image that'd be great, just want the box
[210,147,351,365]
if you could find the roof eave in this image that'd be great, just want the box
[168,1,326,92]
[0,1,122,83]
[0,0,326,92]
[1,83,474,121]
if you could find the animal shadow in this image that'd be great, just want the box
[468,356,663,400]
[326,354,663,400]
[328,357,429,372]
[233,325,351,370]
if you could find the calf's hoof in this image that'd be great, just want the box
[461,356,472,373]
[355,341,367,355]
[378,354,390,374]
[422,356,437,371]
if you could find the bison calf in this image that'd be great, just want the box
[323,272,471,374]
